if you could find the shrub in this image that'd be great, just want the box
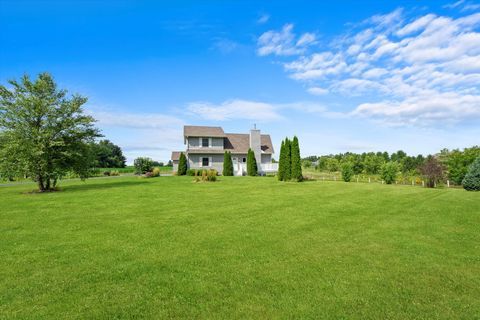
[186,169,197,176]
[103,170,111,176]
[194,169,217,182]
[110,170,120,176]
[223,151,234,176]
[381,162,399,184]
[247,149,258,176]
[151,167,160,177]
[178,153,187,176]
[134,157,154,174]
[462,157,480,191]
[341,162,354,182]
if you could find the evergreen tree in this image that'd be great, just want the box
[341,162,354,182]
[223,151,234,176]
[462,157,480,191]
[291,136,303,181]
[284,138,292,180]
[278,140,285,181]
[178,152,187,175]
[247,149,258,176]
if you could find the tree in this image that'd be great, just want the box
[177,152,187,175]
[278,140,285,181]
[223,151,233,176]
[133,157,154,174]
[419,156,444,188]
[462,157,480,191]
[92,140,126,168]
[446,146,480,185]
[284,138,292,180]
[364,154,383,174]
[341,162,354,182]
[247,148,258,176]
[0,73,100,191]
[380,162,399,184]
[290,136,303,181]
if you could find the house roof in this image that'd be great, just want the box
[171,151,182,161]
[184,125,226,138]
[187,133,274,155]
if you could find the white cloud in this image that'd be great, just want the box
[257,24,316,56]
[211,38,238,53]
[257,14,270,24]
[187,99,283,121]
[259,9,480,126]
[307,87,329,95]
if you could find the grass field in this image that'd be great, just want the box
[1,176,479,319]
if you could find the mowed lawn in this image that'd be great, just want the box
[1,176,479,319]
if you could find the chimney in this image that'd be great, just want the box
[249,125,261,165]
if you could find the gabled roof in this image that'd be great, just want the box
[224,133,274,154]
[184,125,226,138]
[171,151,182,161]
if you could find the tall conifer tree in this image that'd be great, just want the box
[291,136,303,181]
[284,138,292,180]
[278,140,285,181]
[223,151,234,176]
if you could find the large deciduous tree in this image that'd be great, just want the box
[419,156,444,188]
[0,73,100,191]
[91,140,126,168]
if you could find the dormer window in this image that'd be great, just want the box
[202,138,209,147]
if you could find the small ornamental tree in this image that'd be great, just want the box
[134,157,154,174]
[0,73,100,191]
[247,148,258,176]
[284,138,292,180]
[291,136,303,181]
[462,157,480,191]
[277,140,285,181]
[341,162,354,182]
[223,151,234,176]
[380,162,398,184]
[419,156,444,188]
[177,152,187,175]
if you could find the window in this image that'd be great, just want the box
[202,138,209,147]
[242,157,247,163]
[202,157,209,167]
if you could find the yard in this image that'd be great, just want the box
[1,176,479,319]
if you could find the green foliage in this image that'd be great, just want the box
[194,169,217,182]
[0,73,100,191]
[134,157,154,174]
[290,136,303,181]
[364,154,384,174]
[178,152,187,176]
[247,149,258,176]
[91,140,126,168]
[381,162,399,184]
[341,162,354,182]
[445,147,480,185]
[462,157,480,191]
[152,167,161,177]
[278,140,285,181]
[223,151,234,176]
[284,138,292,180]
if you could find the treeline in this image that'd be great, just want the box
[303,146,480,187]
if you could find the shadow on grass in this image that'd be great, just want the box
[60,179,149,193]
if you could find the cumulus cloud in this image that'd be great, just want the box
[257,14,270,24]
[259,8,480,126]
[187,99,283,121]
[257,24,316,56]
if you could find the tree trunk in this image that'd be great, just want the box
[38,175,45,192]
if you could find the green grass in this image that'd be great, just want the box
[1,176,479,319]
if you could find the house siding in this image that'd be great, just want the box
[187,137,224,150]
[261,154,272,164]
[188,154,224,173]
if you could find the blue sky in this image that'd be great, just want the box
[1,0,479,163]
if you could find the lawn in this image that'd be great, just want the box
[1,176,479,319]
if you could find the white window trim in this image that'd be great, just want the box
[199,137,212,148]
[200,156,212,167]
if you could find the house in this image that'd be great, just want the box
[171,125,278,176]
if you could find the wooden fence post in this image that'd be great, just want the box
[447,180,450,188]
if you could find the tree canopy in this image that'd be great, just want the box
[0,73,100,191]
[91,139,126,168]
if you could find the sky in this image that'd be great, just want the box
[1,0,479,163]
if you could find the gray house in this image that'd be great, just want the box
[171,125,278,176]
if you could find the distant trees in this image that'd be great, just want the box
[91,140,126,168]
[0,73,100,191]
[247,149,258,176]
[443,146,480,185]
[380,162,399,184]
[134,157,154,174]
[419,156,444,188]
[278,136,302,181]
[177,152,187,175]
[462,157,480,191]
[223,151,233,176]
